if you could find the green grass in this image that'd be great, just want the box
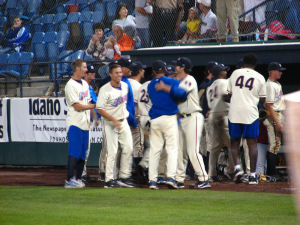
[0,186,297,225]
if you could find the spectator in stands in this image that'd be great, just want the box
[120,0,136,15]
[103,36,121,59]
[85,23,106,60]
[150,0,184,47]
[112,4,136,29]
[135,0,153,48]
[195,0,217,41]
[111,24,135,59]
[216,0,240,42]
[0,16,29,52]
[179,6,201,43]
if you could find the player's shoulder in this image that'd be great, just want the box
[163,76,179,85]
[140,80,151,89]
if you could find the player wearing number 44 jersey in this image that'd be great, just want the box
[227,54,266,185]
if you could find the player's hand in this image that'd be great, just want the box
[93,118,99,127]
[91,34,100,43]
[113,119,121,131]
[89,104,96,109]
[155,81,170,92]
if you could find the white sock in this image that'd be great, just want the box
[250,172,256,177]
[234,165,241,171]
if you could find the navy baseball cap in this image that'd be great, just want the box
[87,64,96,73]
[174,57,193,69]
[113,57,132,68]
[212,64,229,77]
[268,62,286,72]
[205,61,218,72]
[166,65,176,76]
[236,58,244,69]
[130,61,147,75]
[152,60,167,73]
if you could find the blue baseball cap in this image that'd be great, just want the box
[152,60,167,73]
[130,61,147,75]
[174,57,193,69]
[87,64,96,73]
[166,65,176,76]
[212,64,229,77]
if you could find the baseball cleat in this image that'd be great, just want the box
[190,180,211,189]
[81,175,91,183]
[233,169,243,183]
[117,178,136,188]
[64,179,83,188]
[76,179,86,188]
[166,177,178,189]
[104,180,120,188]
[98,173,105,182]
[241,174,249,183]
[176,182,185,189]
[248,175,259,185]
[149,181,159,190]
[157,176,167,185]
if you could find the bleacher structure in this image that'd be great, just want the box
[0,0,299,97]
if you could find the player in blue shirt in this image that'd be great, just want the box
[147,60,188,190]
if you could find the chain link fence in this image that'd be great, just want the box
[0,0,299,96]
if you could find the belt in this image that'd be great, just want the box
[156,8,177,14]
[119,119,124,122]
[180,113,192,118]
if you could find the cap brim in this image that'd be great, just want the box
[279,67,286,71]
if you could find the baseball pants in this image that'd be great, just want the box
[200,118,212,157]
[82,130,91,177]
[176,112,208,182]
[241,139,251,174]
[216,0,239,40]
[131,124,144,158]
[208,112,234,178]
[102,118,133,182]
[263,113,283,154]
[149,115,179,182]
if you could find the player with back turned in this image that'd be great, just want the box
[227,54,266,185]
[64,59,96,188]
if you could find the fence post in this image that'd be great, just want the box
[19,64,23,98]
[54,62,58,97]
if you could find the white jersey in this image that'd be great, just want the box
[65,78,91,132]
[228,68,266,124]
[137,81,152,116]
[266,79,285,112]
[129,78,142,103]
[207,78,229,113]
[178,75,202,114]
[96,81,129,121]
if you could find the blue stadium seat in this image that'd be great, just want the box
[0,53,9,71]
[54,13,68,32]
[5,52,20,74]
[19,52,34,78]
[71,50,85,61]
[32,16,43,33]
[31,32,47,62]
[52,50,73,80]
[56,4,66,14]
[94,1,103,12]
[57,31,70,52]
[43,14,55,32]
[68,12,81,23]
[44,31,58,61]
[82,22,93,44]
[0,16,7,31]
[79,11,93,22]
[27,0,41,17]
[92,11,105,23]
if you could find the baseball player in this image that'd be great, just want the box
[263,62,286,177]
[96,63,135,188]
[82,64,100,182]
[206,64,234,181]
[147,60,188,190]
[227,54,266,185]
[129,61,147,164]
[64,59,96,188]
[97,57,138,181]
[167,57,210,189]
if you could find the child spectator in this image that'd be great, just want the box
[179,7,201,43]
[112,4,136,29]
[0,16,29,52]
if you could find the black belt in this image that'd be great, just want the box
[119,119,124,122]
[156,7,177,14]
[180,113,192,118]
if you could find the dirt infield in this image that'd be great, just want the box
[0,167,292,194]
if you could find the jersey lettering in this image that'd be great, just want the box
[235,76,255,91]
[208,86,218,103]
[140,89,149,103]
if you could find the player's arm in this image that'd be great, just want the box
[155,80,188,99]
[73,102,95,111]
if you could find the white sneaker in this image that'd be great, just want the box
[64,179,82,188]
[76,179,86,188]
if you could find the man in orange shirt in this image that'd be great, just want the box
[111,24,135,59]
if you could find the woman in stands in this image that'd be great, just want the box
[112,4,136,29]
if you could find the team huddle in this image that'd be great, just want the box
[63,53,285,189]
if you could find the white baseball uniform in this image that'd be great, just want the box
[65,79,91,132]
[206,78,234,177]
[137,81,167,174]
[228,68,266,124]
[129,78,144,158]
[263,79,285,154]
[96,81,133,182]
[176,75,208,183]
